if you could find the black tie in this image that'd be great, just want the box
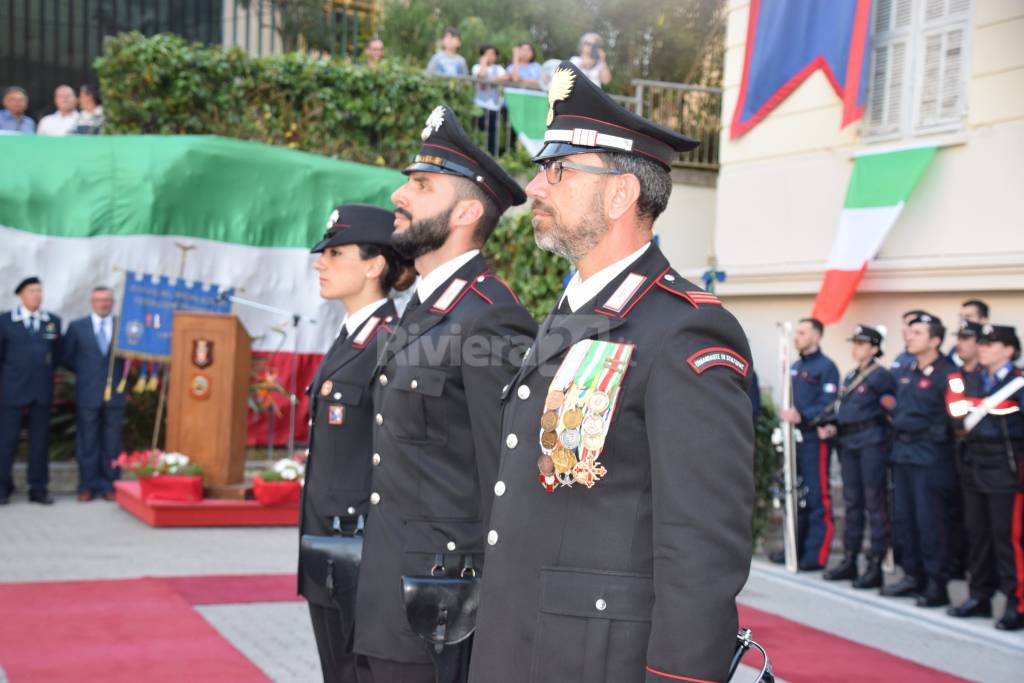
[400,293,422,323]
[557,296,572,314]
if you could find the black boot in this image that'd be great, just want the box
[946,597,992,618]
[914,579,950,607]
[768,549,786,565]
[823,552,858,581]
[880,574,922,597]
[995,603,1023,631]
[853,555,883,589]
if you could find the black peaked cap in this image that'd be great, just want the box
[847,324,883,346]
[534,60,698,171]
[14,276,40,295]
[310,204,396,253]
[403,104,526,213]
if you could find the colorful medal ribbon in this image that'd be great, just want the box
[537,340,634,491]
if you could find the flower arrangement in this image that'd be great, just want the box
[114,449,204,479]
[256,455,305,482]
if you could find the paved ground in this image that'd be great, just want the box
[1,495,1021,682]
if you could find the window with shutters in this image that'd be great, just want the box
[863,0,971,141]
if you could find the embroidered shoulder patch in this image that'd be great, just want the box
[687,347,749,377]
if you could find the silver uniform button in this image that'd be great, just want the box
[333,392,342,400]
[595,598,607,611]
[370,492,381,505]
[477,275,486,283]
[446,541,457,551]
[375,413,383,425]
[410,379,418,390]
[347,506,356,515]
[372,453,381,466]
[494,481,506,496]
[487,530,499,545]
[307,419,313,427]
[505,433,518,449]
[664,274,676,282]
[517,385,531,400]
[305,448,310,456]
[379,374,388,386]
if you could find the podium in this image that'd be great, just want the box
[166,312,252,499]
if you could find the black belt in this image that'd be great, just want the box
[839,418,887,436]
[965,440,1024,451]
[894,429,929,443]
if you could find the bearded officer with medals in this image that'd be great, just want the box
[468,62,754,683]
[300,204,413,682]
[352,105,537,682]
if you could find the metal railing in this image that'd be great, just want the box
[434,75,722,171]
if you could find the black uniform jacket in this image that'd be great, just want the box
[469,244,755,683]
[353,253,538,663]
[299,299,397,606]
[0,308,61,407]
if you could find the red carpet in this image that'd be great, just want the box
[0,574,974,682]
[166,573,301,605]
[738,604,971,682]
[0,578,270,683]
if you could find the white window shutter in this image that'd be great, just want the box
[916,26,966,130]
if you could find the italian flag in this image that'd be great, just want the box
[0,134,403,445]
[504,88,548,156]
[812,145,937,324]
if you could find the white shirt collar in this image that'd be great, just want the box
[414,249,480,303]
[14,306,49,324]
[91,311,112,333]
[344,298,388,337]
[560,242,651,313]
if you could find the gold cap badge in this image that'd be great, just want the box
[547,68,576,125]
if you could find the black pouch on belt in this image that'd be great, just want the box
[402,554,480,683]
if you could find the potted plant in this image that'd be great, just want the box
[115,449,204,503]
[253,455,304,506]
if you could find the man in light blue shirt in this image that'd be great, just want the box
[0,87,35,133]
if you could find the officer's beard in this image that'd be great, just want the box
[532,190,608,264]
[391,206,454,260]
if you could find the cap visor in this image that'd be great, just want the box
[531,142,603,163]
[402,161,472,181]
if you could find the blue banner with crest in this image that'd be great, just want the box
[115,271,233,360]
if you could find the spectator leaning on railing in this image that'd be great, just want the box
[75,84,104,135]
[0,86,35,134]
[363,36,384,69]
[36,85,79,136]
[425,26,468,77]
[472,43,507,156]
[506,43,541,88]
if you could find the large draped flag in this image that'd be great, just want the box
[811,145,937,324]
[731,0,872,138]
[0,134,404,445]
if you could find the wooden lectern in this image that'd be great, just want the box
[166,312,252,499]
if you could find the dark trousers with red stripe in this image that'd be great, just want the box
[797,436,834,567]
[892,461,955,582]
[963,488,1024,612]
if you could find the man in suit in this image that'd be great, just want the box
[0,277,62,505]
[469,62,754,683]
[352,104,537,682]
[61,286,125,502]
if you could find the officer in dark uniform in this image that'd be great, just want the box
[777,317,840,570]
[891,309,931,371]
[946,318,983,579]
[352,105,537,682]
[0,277,61,505]
[469,61,754,683]
[946,324,1024,631]
[820,325,896,588]
[881,313,957,607]
[300,205,413,682]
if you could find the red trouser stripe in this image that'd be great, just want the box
[1012,492,1024,613]
[818,440,835,567]
[645,666,714,683]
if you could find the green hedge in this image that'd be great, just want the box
[95,32,477,168]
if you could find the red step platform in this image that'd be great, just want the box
[115,480,298,528]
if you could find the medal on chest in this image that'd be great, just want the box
[328,405,345,425]
[536,339,634,492]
